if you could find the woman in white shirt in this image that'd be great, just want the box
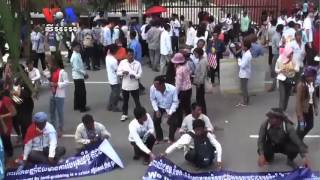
[185,21,196,48]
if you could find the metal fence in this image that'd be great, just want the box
[109,0,279,24]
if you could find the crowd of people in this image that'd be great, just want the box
[0,0,319,174]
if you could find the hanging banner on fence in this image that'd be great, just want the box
[5,139,123,180]
[143,157,320,180]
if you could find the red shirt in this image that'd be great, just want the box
[0,96,14,135]
[50,68,61,94]
[314,30,319,54]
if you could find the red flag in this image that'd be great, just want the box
[23,123,43,144]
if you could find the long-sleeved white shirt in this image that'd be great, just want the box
[160,30,172,56]
[165,131,222,162]
[70,51,86,80]
[23,122,57,160]
[30,31,37,51]
[103,26,112,46]
[290,40,306,68]
[26,67,41,83]
[106,54,119,85]
[180,114,214,133]
[31,32,45,53]
[303,17,313,43]
[186,27,196,46]
[117,59,142,91]
[54,69,69,98]
[75,122,111,146]
[128,113,155,154]
[150,83,179,115]
[238,50,252,79]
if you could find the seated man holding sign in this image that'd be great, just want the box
[22,112,66,166]
[128,106,156,165]
[162,119,222,170]
[75,114,111,150]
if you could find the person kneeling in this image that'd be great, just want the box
[22,112,66,166]
[163,119,222,170]
[257,108,309,169]
[75,114,111,150]
[128,106,156,165]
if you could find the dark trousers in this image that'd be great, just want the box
[141,40,149,57]
[27,146,66,164]
[262,141,299,162]
[279,81,293,111]
[196,84,206,114]
[139,82,145,92]
[130,134,155,159]
[108,84,120,110]
[171,36,179,53]
[240,78,249,105]
[13,110,33,139]
[153,108,178,141]
[34,52,46,70]
[122,89,141,115]
[1,134,13,157]
[297,104,314,139]
[268,46,273,66]
[176,89,192,126]
[74,79,87,111]
[82,47,94,69]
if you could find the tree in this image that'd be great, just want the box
[0,0,34,93]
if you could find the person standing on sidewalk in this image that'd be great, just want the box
[106,44,121,112]
[150,76,179,144]
[117,49,142,121]
[296,67,318,140]
[268,24,284,92]
[70,41,90,113]
[48,58,69,137]
[146,20,162,72]
[236,39,252,107]
[160,23,173,75]
[31,26,46,71]
[170,14,181,53]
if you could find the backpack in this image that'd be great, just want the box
[188,132,215,168]
[83,34,93,47]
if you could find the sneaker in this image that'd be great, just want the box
[286,159,298,169]
[120,115,128,121]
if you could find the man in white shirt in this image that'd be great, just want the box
[150,76,179,143]
[117,49,142,121]
[160,24,172,75]
[128,106,156,165]
[22,112,65,166]
[303,12,314,48]
[186,21,196,48]
[106,44,121,112]
[180,102,214,134]
[26,61,41,85]
[266,19,277,66]
[170,14,181,53]
[282,21,296,43]
[75,114,111,150]
[31,26,46,70]
[162,119,222,169]
[290,31,306,72]
[237,39,252,107]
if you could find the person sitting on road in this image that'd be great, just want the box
[128,106,156,165]
[22,112,66,166]
[162,119,222,170]
[257,108,309,169]
[179,102,214,134]
[75,114,111,150]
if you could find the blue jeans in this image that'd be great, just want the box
[50,96,64,131]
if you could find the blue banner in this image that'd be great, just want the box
[143,157,320,180]
[5,140,123,180]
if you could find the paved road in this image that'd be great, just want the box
[16,60,320,180]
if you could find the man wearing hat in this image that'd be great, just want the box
[257,108,309,169]
[22,112,66,166]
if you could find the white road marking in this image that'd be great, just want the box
[43,81,110,84]
[250,135,320,138]
[11,134,75,138]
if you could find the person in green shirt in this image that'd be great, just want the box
[240,11,251,37]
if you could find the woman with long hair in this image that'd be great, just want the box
[296,67,318,140]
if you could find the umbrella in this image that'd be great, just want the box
[145,5,167,15]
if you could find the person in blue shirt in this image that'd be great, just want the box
[129,31,142,62]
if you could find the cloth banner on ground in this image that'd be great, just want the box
[5,139,123,180]
[143,157,320,180]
